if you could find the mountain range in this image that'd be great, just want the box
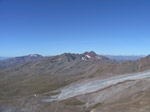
[0,51,113,69]
[0,51,150,112]
[0,52,144,69]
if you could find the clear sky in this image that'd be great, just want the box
[0,0,150,56]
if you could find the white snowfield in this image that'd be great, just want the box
[44,70,150,102]
[86,55,91,58]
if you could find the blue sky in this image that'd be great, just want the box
[0,0,150,56]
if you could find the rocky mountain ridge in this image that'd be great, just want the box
[0,51,113,69]
[0,54,43,69]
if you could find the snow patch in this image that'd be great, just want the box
[30,54,37,57]
[82,57,86,61]
[86,55,91,58]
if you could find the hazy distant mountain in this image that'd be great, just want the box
[0,57,9,60]
[0,54,43,69]
[105,55,144,61]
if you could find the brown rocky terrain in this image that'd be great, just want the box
[0,51,150,112]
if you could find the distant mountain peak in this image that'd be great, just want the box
[0,54,43,69]
[83,51,97,56]
[54,51,111,63]
[82,51,110,62]
[29,54,42,57]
